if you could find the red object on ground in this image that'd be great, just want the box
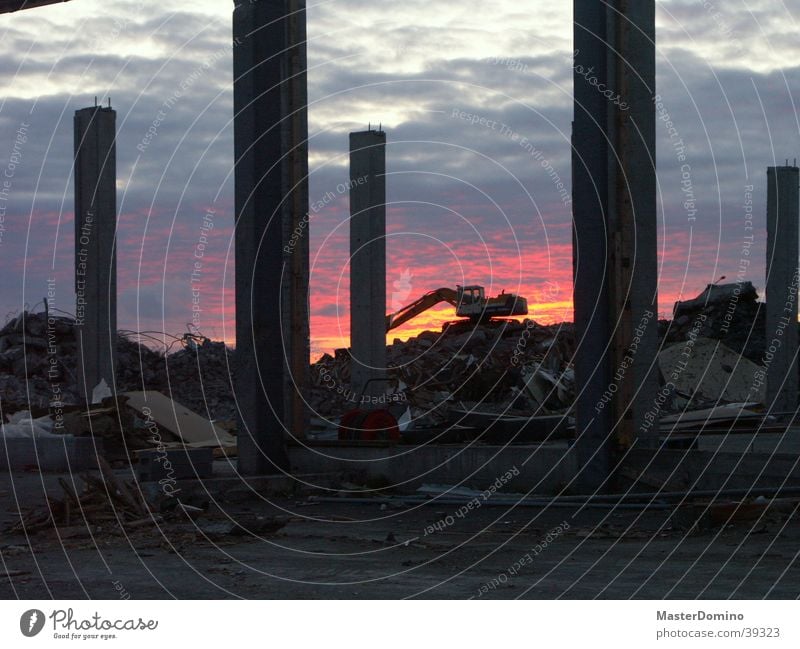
[338,409,399,441]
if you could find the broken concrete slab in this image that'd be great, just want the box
[673,282,758,317]
[123,391,236,448]
[658,337,765,405]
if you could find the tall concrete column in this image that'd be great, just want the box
[74,104,117,403]
[233,0,310,474]
[349,130,387,399]
[572,1,659,490]
[766,165,799,417]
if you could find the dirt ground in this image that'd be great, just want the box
[1,471,798,599]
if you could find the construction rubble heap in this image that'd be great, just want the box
[311,320,577,429]
[0,282,789,443]
[663,281,765,364]
[0,311,236,424]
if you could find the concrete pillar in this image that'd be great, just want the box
[572,1,659,490]
[233,0,310,474]
[766,165,800,417]
[74,104,117,403]
[349,130,387,399]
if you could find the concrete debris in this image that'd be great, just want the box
[123,391,235,448]
[310,319,576,429]
[673,281,758,317]
[660,403,775,434]
[658,337,766,405]
[665,282,766,364]
[2,395,233,467]
[2,282,789,446]
[1,412,58,438]
[0,310,237,423]
[55,400,154,461]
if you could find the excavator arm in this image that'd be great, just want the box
[386,288,459,332]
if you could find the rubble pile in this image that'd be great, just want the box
[662,282,766,364]
[1,282,780,437]
[162,340,236,424]
[0,312,236,422]
[310,320,577,427]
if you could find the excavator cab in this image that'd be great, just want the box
[455,285,488,319]
[456,285,485,306]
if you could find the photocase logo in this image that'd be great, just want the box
[20,609,45,637]
[391,268,413,311]
[538,280,560,302]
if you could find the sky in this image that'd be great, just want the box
[1,0,799,357]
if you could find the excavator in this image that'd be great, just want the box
[339,285,528,441]
[386,285,528,332]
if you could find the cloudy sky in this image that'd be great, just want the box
[1,0,798,356]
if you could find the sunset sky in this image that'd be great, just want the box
[1,0,799,357]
